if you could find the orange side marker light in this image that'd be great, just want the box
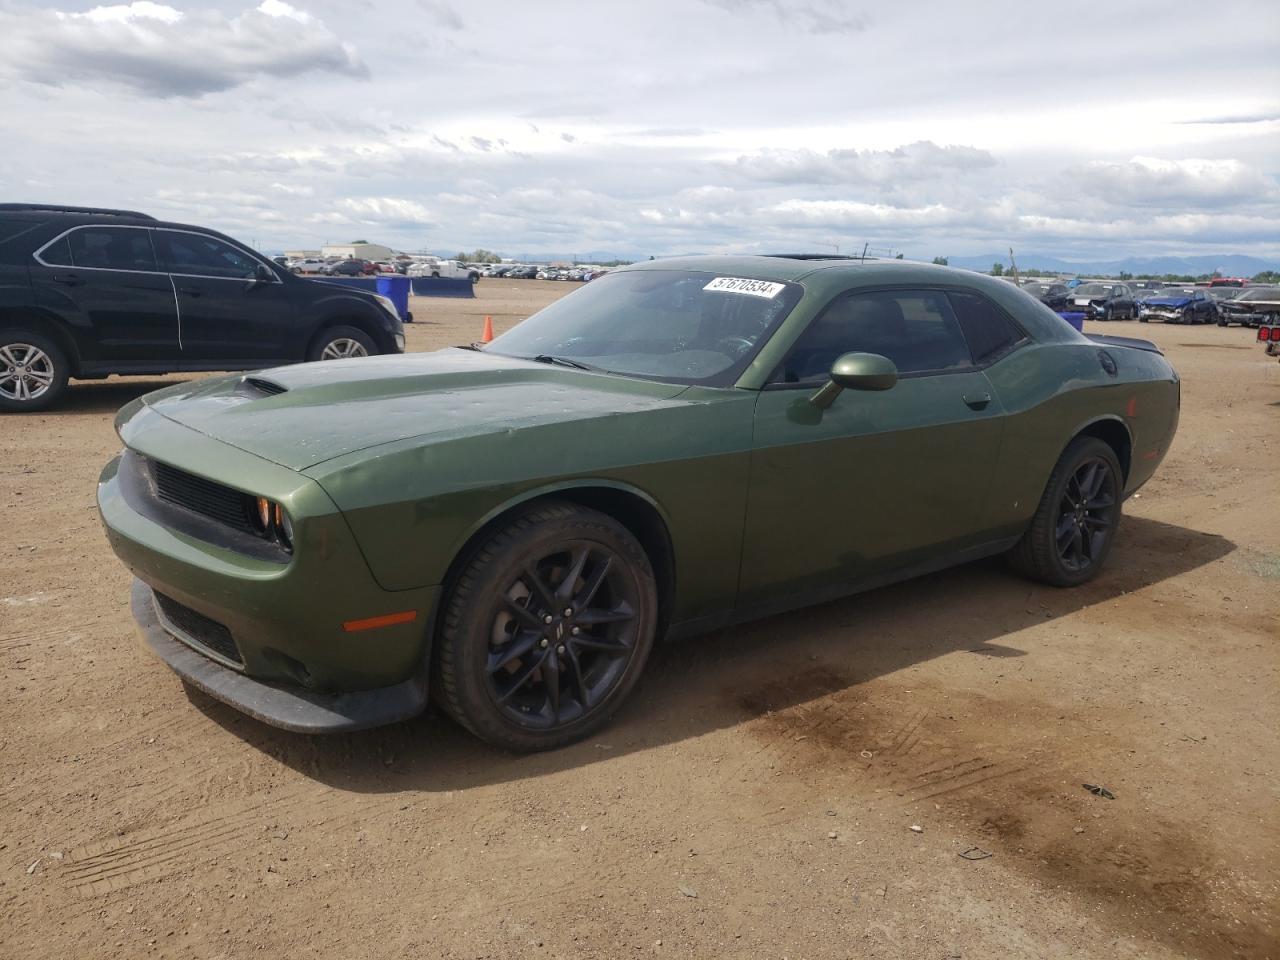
[342,610,418,632]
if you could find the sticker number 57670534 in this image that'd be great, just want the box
[703,277,786,299]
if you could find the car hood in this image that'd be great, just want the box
[137,349,692,471]
[1143,295,1193,308]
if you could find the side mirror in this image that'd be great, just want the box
[810,352,897,409]
[253,262,276,284]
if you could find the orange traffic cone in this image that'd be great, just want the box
[481,315,495,343]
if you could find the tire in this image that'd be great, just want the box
[0,328,70,413]
[1008,436,1123,587]
[433,501,658,752]
[1138,316,1148,323]
[306,325,376,362]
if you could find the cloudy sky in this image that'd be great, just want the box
[1,0,1277,262]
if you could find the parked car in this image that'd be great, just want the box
[1208,277,1248,288]
[1138,287,1218,324]
[0,203,405,411]
[97,255,1179,750]
[1216,286,1280,327]
[1020,280,1070,311]
[291,258,329,275]
[1068,283,1138,320]
[326,259,369,277]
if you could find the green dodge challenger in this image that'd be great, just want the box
[98,256,1179,750]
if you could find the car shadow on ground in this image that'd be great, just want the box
[45,379,190,416]
[188,515,1234,791]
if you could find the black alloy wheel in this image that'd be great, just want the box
[1009,436,1123,587]
[484,541,643,730]
[434,501,657,751]
[1054,457,1118,573]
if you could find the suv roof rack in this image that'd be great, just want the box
[0,203,155,220]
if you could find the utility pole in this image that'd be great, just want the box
[1009,246,1020,283]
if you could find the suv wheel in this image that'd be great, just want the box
[308,326,375,362]
[0,329,70,412]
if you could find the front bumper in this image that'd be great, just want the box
[97,404,442,729]
[132,580,427,733]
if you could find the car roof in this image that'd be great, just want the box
[621,254,1026,292]
[0,204,228,237]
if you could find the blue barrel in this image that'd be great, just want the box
[1057,311,1086,332]
[376,275,412,322]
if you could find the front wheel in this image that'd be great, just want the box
[433,501,658,752]
[307,325,375,362]
[1008,436,1122,587]
[0,329,70,412]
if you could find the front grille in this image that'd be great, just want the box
[151,460,256,534]
[153,592,243,665]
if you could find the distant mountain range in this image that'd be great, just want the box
[943,253,1279,278]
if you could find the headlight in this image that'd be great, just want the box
[252,496,293,552]
[374,294,400,321]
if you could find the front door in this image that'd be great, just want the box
[740,287,1011,609]
[30,225,178,368]
[154,229,296,367]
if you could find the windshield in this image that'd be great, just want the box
[1156,287,1195,297]
[484,269,804,385]
[1074,283,1115,296]
[1239,287,1280,301]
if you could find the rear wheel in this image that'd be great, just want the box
[1009,436,1122,587]
[307,325,375,362]
[0,329,69,413]
[433,501,658,752]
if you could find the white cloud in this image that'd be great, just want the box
[73,2,183,25]
[731,141,997,186]
[0,0,1275,263]
[1062,156,1279,209]
[3,1,366,97]
[337,198,435,225]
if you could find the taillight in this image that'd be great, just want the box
[1272,327,1280,342]
[1260,328,1269,342]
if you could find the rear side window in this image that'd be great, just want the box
[39,236,73,266]
[771,289,973,383]
[158,231,261,280]
[64,227,158,271]
[948,290,1026,365]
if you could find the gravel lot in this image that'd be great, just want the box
[1,279,1277,959]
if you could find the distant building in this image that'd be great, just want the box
[321,242,396,261]
[284,249,321,260]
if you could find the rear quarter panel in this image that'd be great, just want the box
[982,342,1178,537]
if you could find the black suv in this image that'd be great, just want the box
[0,204,405,411]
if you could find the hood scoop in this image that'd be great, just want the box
[238,376,289,398]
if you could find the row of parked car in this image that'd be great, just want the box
[280,257,481,281]
[1017,278,1280,327]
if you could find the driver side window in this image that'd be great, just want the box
[770,290,973,384]
[157,230,261,280]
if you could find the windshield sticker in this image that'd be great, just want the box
[703,276,786,299]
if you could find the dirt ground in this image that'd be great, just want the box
[1,279,1277,960]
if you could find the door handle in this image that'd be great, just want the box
[51,273,83,286]
[963,393,992,410]
[177,287,204,297]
